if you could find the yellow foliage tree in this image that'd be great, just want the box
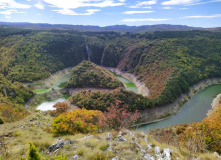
[51,108,104,135]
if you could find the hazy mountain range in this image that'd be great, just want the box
[0,22,220,33]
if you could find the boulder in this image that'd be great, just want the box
[112,156,119,160]
[106,133,112,140]
[48,139,65,152]
[147,144,152,150]
[144,154,155,160]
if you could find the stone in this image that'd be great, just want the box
[144,154,155,160]
[65,140,74,145]
[162,148,171,160]
[112,156,119,160]
[20,125,25,129]
[48,139,65,152]
[116,135,126,142]
[108,141,113,151]
[154,146,161,154]
[131,140,146,154]
[30,117,36,121]
[76,135,94,141]
[35,122,40,127]
[214,152,221,159]
[147,144,152,150]
[126,130,133,135]
[106,133,112,140]
[73,155,79,159]
[145,135,148,142]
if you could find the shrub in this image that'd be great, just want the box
[0,117,4,124]
[50,102,70,116]
[51,108,104,135]
[26,143,42,160]
[103,100,140,130]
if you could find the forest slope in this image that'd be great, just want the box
[0,74,34,122]
[67,60,123,89]
[0,27,221,108]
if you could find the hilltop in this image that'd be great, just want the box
[66,61,123,89]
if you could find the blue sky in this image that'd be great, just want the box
[0,0,221,27]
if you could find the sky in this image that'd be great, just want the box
[0,0,221,27]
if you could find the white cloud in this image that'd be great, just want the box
[43,0,124,15]
[184,14,221,18]
[54,9,100,15]
[161,0,221,5]
[122,18,170,22]
[0,9,25,15]
[0,0,31,9]
[123,10,154,14]
[129,0,157,8]
[35,3,45,9]
[37,13,42,15]
[163,6,171,9]
[162,0,200,5]
[5,15,11,19]
[43,0,124,9]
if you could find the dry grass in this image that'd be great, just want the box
[0,112,219,160]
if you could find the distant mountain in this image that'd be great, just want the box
[1,22,218,33]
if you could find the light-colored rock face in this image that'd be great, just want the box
[103,67,149,97]
[207,94,221,116]
[136,78,221,125]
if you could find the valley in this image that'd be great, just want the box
[0,25,221,159]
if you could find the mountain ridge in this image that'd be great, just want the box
[0,22,211,33]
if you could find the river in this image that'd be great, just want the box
[139,84,221,132]
[35,70,221,133]
[114,74,138,93]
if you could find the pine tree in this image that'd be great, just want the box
[26,143,42,160]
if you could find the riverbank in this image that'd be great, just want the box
[137,78,221,125]
[207,93,221,116]
[102,67,149,97]
[24,67,72,90]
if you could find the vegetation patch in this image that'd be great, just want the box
[69,88,152,112]
[67,61,123,89]
[33,88,52,94]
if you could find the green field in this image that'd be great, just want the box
[33,88,52,94]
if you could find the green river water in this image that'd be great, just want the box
[35,71,221,133]
[139,84,221,132]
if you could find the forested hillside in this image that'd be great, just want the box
[0,74,33,122]
[0,26,221,108]
[67,61,123,89]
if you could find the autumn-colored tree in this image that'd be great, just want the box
[51,108,104,135]
[50,102,70,116]
[150,100,221,155]
[2,108,14,122]
[103,100,140,130]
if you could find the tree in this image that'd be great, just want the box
[0,117,4,124]
[26,143,42,160]
[51,108,104,135]
[51,102,70,116]
[103,100,140,130]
